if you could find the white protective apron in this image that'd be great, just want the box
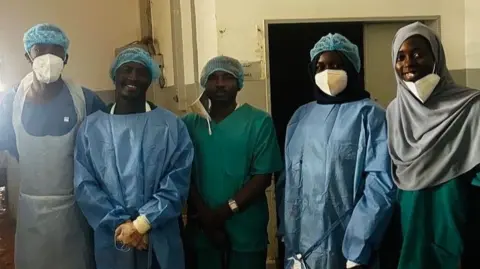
[13,73,95,269]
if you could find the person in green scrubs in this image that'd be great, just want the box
[182,56,283,269]
[387,22,480,269]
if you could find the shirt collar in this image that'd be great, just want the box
[110,102,151,114]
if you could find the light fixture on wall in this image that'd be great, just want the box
[114,37,166,89]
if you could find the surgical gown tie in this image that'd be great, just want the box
[286,208,354,269]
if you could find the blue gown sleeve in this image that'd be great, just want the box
[138,119,194,229]
[74,120,131,230]
[0,88,18,159]
[278,106,305,241]
[342,108,397,265]
[82,88,108,114]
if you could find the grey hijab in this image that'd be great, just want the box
[387,22,480,190]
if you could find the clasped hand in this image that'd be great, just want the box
[115,220,149,250]
[193,204,233,249]
[196,204,233,230]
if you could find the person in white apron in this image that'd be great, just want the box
[13,72,95,269]
[0,23,104,269]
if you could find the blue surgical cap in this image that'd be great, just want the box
[110,47,161,81]
[200,56,244,89]
[310,33,361,73]
[23,23,70,53]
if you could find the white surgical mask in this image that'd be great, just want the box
[189,93,212,135]
[315,69,348,96]
[31,54,65,84]
[404,65,440,103]
[188,92,242,136]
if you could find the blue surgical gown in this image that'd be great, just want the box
[278,99,396,269]
[74,107,193,269]
[0,85,106,158]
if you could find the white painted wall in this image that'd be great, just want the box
[151,0,175,87]
[180,0,196,85]
[187,0,467,112]
[0,0,141,91]
[465,0,479,70]
[215,0,465,69]
[194,0,218,75]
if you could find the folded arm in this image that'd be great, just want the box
[215,116,283,220]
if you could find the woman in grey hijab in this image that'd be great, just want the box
[387,21,480,269]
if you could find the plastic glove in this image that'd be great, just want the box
[115,221,143,248]
[136,234,149,251]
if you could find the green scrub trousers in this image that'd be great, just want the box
[397,172,480,269]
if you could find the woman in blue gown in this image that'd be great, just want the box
[278,33,396,269]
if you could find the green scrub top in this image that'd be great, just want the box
[396,171,480,269]
[182,104,284,252]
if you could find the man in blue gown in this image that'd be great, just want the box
[0,23,105,269]
[74,47,193,269]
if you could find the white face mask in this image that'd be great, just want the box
[404,65,440,103]
[189,93,211,120]
[188,92,212,135]
[314,69,348,96]
[31,54,65,84]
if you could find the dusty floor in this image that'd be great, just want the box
[0,213,14,269]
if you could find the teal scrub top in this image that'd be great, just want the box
[183,104,284,252]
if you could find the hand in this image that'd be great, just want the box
[195,207,216,229]
[204,228,230,250]
[211,204,234,227]
[115,221,143,248]
[135,234,149,251]
[199,204,233,229]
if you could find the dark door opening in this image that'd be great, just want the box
[268,21,364,264]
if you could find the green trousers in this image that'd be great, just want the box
[397,174,480,269]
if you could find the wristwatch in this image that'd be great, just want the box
[228,199,239,213]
